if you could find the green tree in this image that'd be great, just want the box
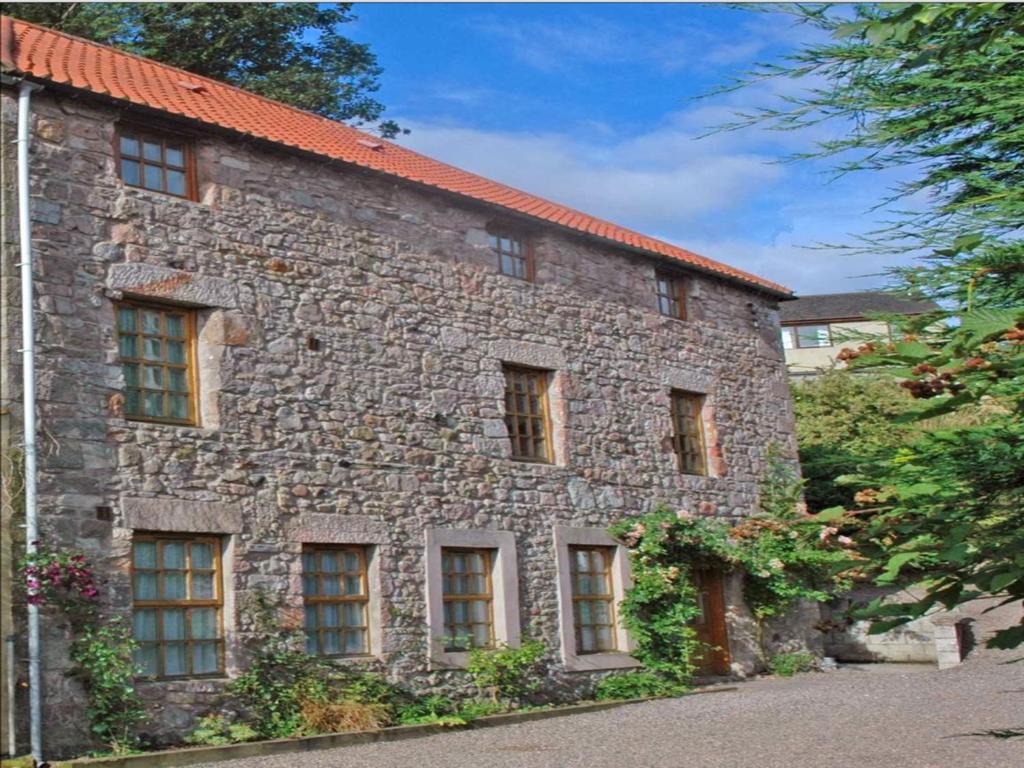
[712,3,1024,647]
[791,371,914,511]
[4,3,404,137]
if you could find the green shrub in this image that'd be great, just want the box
[185,715,258,746]
[227,639,323,739]
[453,699,506,721]
[768,651,817,677]
[396,695,458,725]
[467,640,547,704]
[593,671,688,701]
[69,618,148,753]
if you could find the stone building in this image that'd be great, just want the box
[1,17,809,756]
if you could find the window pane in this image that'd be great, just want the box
[143,391,163,418]
[118,335,137,358]
[165,314,185,338]
[164,643,186,676]
[165,145,185,167]
[302,574,317,596]
[167,169,186,197]
[320,552,339,572]
[342,551,361,572]
[120,136,140,157]
[322,631,341,655]
[142,311,161,334]
[344,631,366,654]
[143,337,162,361]
[162,609,186,640]
[122,364,139,387]
[143,141,162,162]
[342,603,363,627]
[191,608,217,639]
[191,543,213,569]
[134,572,157,600]
[124,389,140,416]
[118,307,138,332]
[321,576,341,597]
[163,572,186,599]
[169,394,189,421]
[305,632,318,655]
[133,609,158,641]
[322,604,340,628]
[192,572,214,599]
[343,575,362,595]
[134,541,157,568]
[472,624,490,647]
[166,340,186,364]
[163,542,186,568]
[135,645,159,677]
[143,365,163,388]
[121,159,141,186]
[192,643,218,674]
[143,163,163,191]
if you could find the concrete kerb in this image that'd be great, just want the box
[51,687,738,768]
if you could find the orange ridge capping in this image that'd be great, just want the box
[0,14,792,297]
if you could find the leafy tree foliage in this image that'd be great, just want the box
[791,372,915,511]
[4,3,404,137]
[715,3,1023,308]
[716,3,1023,646]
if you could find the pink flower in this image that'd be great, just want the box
[819,526,838,542]
[676,509,694,521]
[837,535,854,547]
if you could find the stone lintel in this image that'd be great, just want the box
[489,339,566,370]
[107,263,239,309]
[287,512,389,544]
[122,496,243,533]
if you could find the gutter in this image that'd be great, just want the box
[10,72,44,766]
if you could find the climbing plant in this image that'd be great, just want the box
[610,449,852,680]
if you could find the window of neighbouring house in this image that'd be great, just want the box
[503,365,553,463]
[132,534,223,678]
[117,127,195,199]
[783,324,832,348]
[655,272,687,320]
[116,301,196,425]
[670,390,707,476]
[490,231,532,281]
[441,547,495,651]
[302,546,371,657]
[568,546,618,654]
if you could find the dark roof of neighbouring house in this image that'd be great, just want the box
[779,291,938,324]
[0,15,791,297]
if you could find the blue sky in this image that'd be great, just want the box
[347,3,913,295]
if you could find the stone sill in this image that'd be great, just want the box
[50,688,736,768]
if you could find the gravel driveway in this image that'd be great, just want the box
[195,655,1023,768]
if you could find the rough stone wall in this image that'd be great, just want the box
[1,87,804,756]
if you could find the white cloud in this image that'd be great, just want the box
[398,116,782,233]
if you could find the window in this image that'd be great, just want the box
[132,534,223,678]
[655,272,687,319]
[783,324,832,349]
[116,301,196,424]
[503,365,553,462]
[490,231,532,281]
[441,548,494,651]
[569,546,618,654]
[117,127,194,199]
[302,546,370,657]
[670,391,707,475]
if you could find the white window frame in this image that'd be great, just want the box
[424,528,520,669]
[553,526,640,672]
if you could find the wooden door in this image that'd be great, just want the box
[691,568,731,676]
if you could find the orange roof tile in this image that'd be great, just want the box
[1,15,791,296]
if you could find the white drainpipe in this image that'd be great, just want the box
[15,77,44,766]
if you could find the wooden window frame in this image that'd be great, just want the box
[655,272,687,320]
[489,229,535,282]
[502,365,554,463]
[568,545,618,655]
[441,547,496,652]
[131,532,224,680]
[670,390,708,476]
[115,299,199,426]
[115,124,198,201]
[301,545,372,658]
